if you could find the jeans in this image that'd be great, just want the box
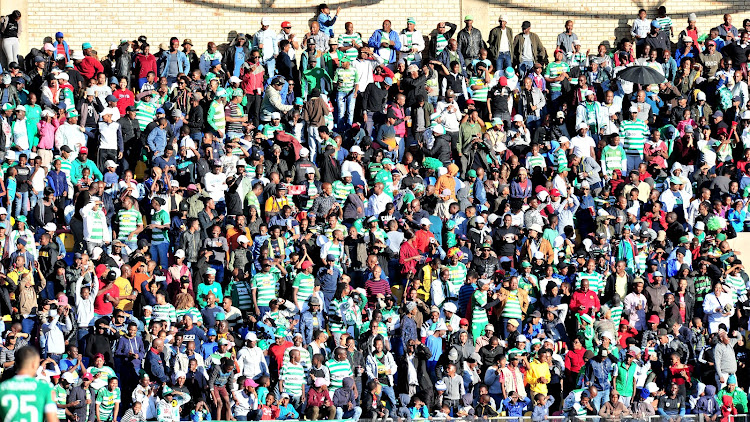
[396,136,405,162]
[14,190,28,219]
[150,242,169,269]
[428,95,438,108]
[593,387,609,413]
[381,384,397,410]
[626,154,642,173]
[21,316,36,335]
[210,263,225,287]
[307,125,322,164]
[336,406,362,420]
[29,190,43,219]
[336,90,356,131]
[496,52,512,72]
[519,60,534,77]
[264,58,276,79]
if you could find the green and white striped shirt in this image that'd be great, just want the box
[446,263,466,298]
[526,153,547,171]
[619,119,649,155]
[332,180,355,202]
[151,209,170,243]
[435,34,448,55]
[89,209,107,242]
[152,303,177,325]
[326,359,353,393]
[116,209,142,241]
[280,362,306,397]
[135,101,157,131]
[231,280,254,312]
[251,272,277,307]
[544,62,570,92]
[293,273,315,305]
[577,271,604,293]
[499,290,522,320]
[333,67,359,93]
[95,387,121,421]
[338,33,362,61]
[469,76,488,102]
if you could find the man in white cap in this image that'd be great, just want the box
[332,170,355,202]
[619,103,650,172]
[570,121,596,159]
[97,108,123,169]
[488,15,513,72]
[253,18,277,77]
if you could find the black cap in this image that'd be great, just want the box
[106,270,117,281]
[60,145,72,153]
[8,62,19,69]
[137,238,150,249]
[125,105,136,112]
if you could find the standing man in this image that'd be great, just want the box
[512,21,547,76]
[619,105,650,172]
[333,58,359,131]
[0,11,21,68]
[0,346,59,422]
[368,20,401,67]
[399,18,425,67]
[488,15,514,74]
[457,15,486,64]
[556,20,578,55]
[253,18,278,78]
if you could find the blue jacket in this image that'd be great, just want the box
[368,30,402,63]
[401,314,418,350]
[52,41,70,61]
[317,13,338,37]
[473,179,487,211]
[46,170,67,196]
[300,309,326,345]
[147,126,167,156]
[145,349,169,384]
[584,357,613,391]
[278,403,299,420]
[502,397,531,417]
[160,50,190,78]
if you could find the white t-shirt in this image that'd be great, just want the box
[570,135,595,158]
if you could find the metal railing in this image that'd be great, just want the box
[203,416,750,422]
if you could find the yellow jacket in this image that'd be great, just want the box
[525,358,550,396]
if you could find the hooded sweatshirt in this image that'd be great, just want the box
[332,377,357,408]
[696,385,719,416]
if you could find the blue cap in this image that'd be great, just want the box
[651,20,661,28]
[326,254,336,261]
[105,95,118,103]
[156,108,165,114]
[294,97,304,105]
[640,388,650,399]
[210,59,220,67]
[728,374,737,384]
[207,328,217,336]
[383,77,393,85]
[55,32,64,38]
[82,42,92,49]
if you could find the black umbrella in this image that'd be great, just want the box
[616,65,666,85]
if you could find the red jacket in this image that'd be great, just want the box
[134,54,157,79]
[618,327,639,348]
[570,288,601,315]
[564,347,587,374]
[307,387,333,407]
[113,89,135,116]
[76,56,104,80]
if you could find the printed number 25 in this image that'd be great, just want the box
[2,394,39,422]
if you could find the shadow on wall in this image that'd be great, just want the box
[179,0,384,15]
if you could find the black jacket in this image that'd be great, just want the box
[423,133,452,165]
[68,385,97,422]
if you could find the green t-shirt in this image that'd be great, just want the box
[544,61,570,92]
[252,272,277,307]
[0,375,57,422]
[292,273,315,305]
[333,67,359,93]
[151,209,170,243]
[117,209,143,241]
[196,282,223,308]
[95,387,121,421]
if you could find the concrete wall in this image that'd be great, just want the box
[4,0,750,59]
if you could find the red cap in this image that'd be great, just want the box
[281,21,291,28]
[96,264,108,278]
[465,99,475,105]
[460,318,469,326]
[554,48,564,55]
[550,188,561,197]
[83,373,94,381]
[79,146,88,154]
[627,350,637,357]
[619,318,630,326]
[648,315,660,324]
[498,76,508,87]
[718,127,728,136]
[301,261,313,270]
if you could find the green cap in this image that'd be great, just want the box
[521,261,532,268]
[697,33,709,43]
[215,312,226,321]
[16,215,26,223]
[679,236,689,244]
[446,220,456,230]
[162,386,174,396]
[382,158,394,165]
[216,88,227,98]
[68,110,79,118]
[717,233,728,241]
[1,104,14,111]
[558,166,571,172]
[467,169,477,178]
[340,56,352,63]
[464,15,473,21]
[274,328,287,338]
[407,17,416,24]
[670,176,682,185]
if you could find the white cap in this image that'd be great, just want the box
[350,145,363,154]
[109,43,118,51]
[0,207,8,215]
[488,213,499,224]
[475,216,485,224]
[299,147,310,157]
[237,235,250,244]
[61,372,77,383]
[101,107,116,116]
[91,247,103,260]
[443,302,457,313]
[694,221,705,230]
[742,110,750,120]
[43,223,57,232]
[341,170,352,178]
[261,17,271,25]
[697,91,707,101]
[434,322,448,332]
[42,109,55,118]
[105,160,118,168]
[305,167,315,174]
[419,218,432,226]
[516,335,528,343]
[559,136,570,144]
[170,180,180,187]
[513,114,524,122]
[71,51,84,60]
[56,72,69,81]
[229,76,241,84]
[271,111,281,119]
[174,249,186,259]
[629,104,639,113]
[529,223,543,233]
[245,331,258,341]
[14,105,25,112]
[576,121,588,130]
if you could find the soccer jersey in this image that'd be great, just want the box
[116,209,142,241]
[619,119,649,155]
[152,303,177,326]
[96,387,121,421]
[544,61,570,92]
[280,362,306,397]
[292,273,315,305]
[326,359,353,393]
[0,375,57,422]
[151,209,170,243]
[333,67,359,92]
[251,272,277,307]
